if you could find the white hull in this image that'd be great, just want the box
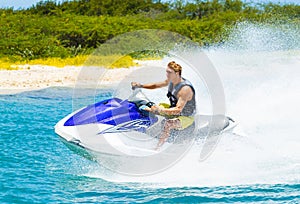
[55,113,237,157]
[55,112,237,174]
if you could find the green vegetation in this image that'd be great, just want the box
[0,0,299,68]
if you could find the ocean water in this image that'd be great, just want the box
[1,22,300,203]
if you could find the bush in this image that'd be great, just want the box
[0,0,298,62]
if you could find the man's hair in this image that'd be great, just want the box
[168,61,182,76]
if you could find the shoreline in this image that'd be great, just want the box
[0,60,162,95]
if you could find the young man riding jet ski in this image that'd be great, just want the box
[131,61,196,149]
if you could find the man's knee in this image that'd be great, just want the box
[164,118,181,129]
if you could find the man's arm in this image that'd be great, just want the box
[151,86,193,115]
[131,80,168,90]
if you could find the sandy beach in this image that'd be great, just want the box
[0,60,162,95]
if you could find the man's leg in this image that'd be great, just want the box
[156,118,181,149]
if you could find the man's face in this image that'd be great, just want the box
[166,66,177,81]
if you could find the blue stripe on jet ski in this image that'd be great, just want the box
[64,98,157,132]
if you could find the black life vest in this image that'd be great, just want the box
[167,78,196,116]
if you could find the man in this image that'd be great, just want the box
[131,61,196,149]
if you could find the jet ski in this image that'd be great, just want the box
[55,88,237,171]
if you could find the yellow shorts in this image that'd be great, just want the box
[158,103,194,130]
[177,116,194,130]
[158,102,171,109]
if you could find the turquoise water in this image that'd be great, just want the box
[1,87,300,203]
